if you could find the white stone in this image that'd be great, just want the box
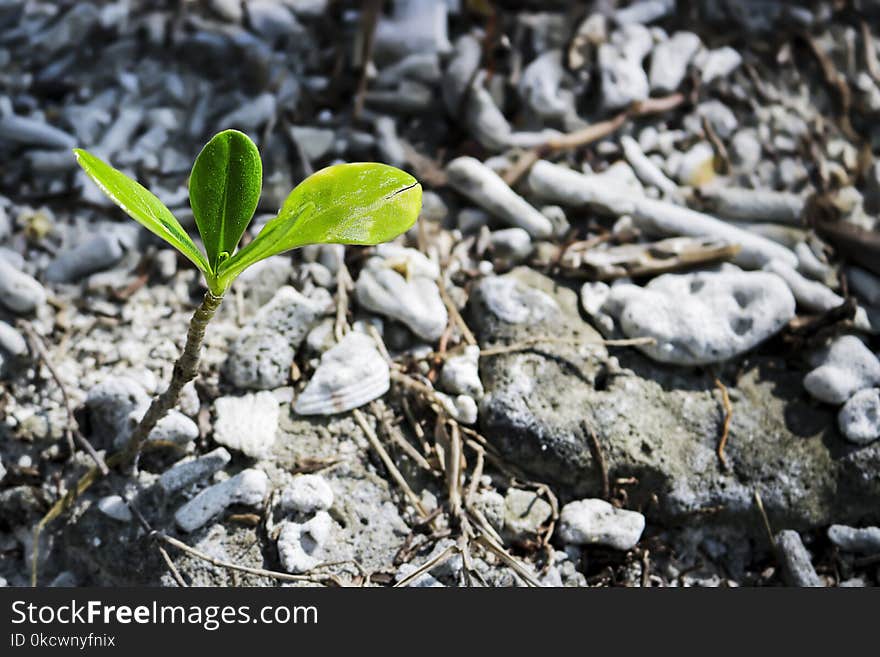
[97,495,132,523]
[446,157,553,238]
[558,499,645,550]
[294,331,390,415]
[490,228,533,263]
[175,469,269,532]
[598,43,649,110]
[436,392,478,424]
[0,258,47,314]
[280,474,334,514]
[440,345,483,398]
[764,260,844,313]
[838,388,880,444]
[277,511,334,574]
[649,31,701,93]
[828,524,880,553]
[697,46,742,84]
[355,264,447,342]
[804,336,880,405]
[213,392,279,458]
[477,276,559,325]
[609,269,795,365]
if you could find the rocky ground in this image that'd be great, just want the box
[1,0,880,587]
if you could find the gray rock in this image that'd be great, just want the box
[246,2,304,40]
[280,474,334,514]
[848,266,880,307]
[474,275,559,326]
[608,269,795,365]
[838,389,880,445]
[775,530,823,587]
[85,376,150,447]
[374,115,406,168]
[695,100,738,140]
[0,114,76,149]
[443,34,482,114]
[827,524,880,554]
[614,0,675,24]
[558,499,646,550]
[159,447,232,495]
[649,32,701,94]
[440,345,483,398]
[0,258,47,314]
[175,469,269,532]
[217,93,277,131]
[490,227,533,263]
[447,157,553,239]
[699,187,804,225]
[213,392,279,458]
[277,511,337,573]
[132,409,198,449]
[395,563,445,587]
[518,50,573,121]
[355,262,447,342]
[46,233,124,283]
[225,286,332,390]
[804,336,880,405]
[502,488,552,543]
[473,268,879,531]
[731,130,762,169]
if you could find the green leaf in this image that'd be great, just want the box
[73,148,210,275]
[216,162,422,289]
[189,129,262,272]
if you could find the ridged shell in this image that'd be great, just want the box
[294,332,390,416]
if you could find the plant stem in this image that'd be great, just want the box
[31,290,223,586]
[118,290,223,467]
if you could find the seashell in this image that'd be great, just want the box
[294,332,389,415]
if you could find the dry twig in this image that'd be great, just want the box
[714,377,733,471]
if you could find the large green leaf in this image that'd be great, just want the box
[216,162,422,289]
[74,148,210,275]
[189,129,262,272]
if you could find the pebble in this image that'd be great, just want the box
[695,100,738,139]
[279,474,334,514]
[847,266,880,306]
[0,321,27,360]
[803,336,880,405]
[0,258,47,314]
[436,392,478,425]
[620,135,677,195]
[696,46,742,84]
[699,187,804,225]
[217,92,277,131]
[557,499,646,551]
[490,227,533,263]
[795,242,832,282]
[174,469,269,533]
[374,0,452,60]
[85,376,150,446]
[446,157,553,239]
[477,275,560,325]
[246,2,304,40]
[96,495,133,523]
[598,42,649,110]
[502,488,552,542]
[827,524,880,554]
[395,563,445,587]
[837,389,880,445]
[440,345,483,398]
[289,125,335,163]
[225,286,332,390]
[649,31,701,93]
[731,129,762,168]
[675,142,716,187]
[137,410,199,449]
[764,260,843,313]
[213,392,279,458]
[158,447,232,495]
[374,115,406,168]
[608,269,795,365]
[355,263,447,342]
[277,511,334,573]
[45,234,124,283]
[0,113,76,150]
[294,331,390,415]
[518,50,572,121]
[614,0,675,24]
[775,530,823,587]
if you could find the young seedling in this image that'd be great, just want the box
[74,129,421,464]
[31,130,421,584]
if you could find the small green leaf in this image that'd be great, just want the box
[74,148,210,275]
[217,162,422,289]
[189,129,262,272]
